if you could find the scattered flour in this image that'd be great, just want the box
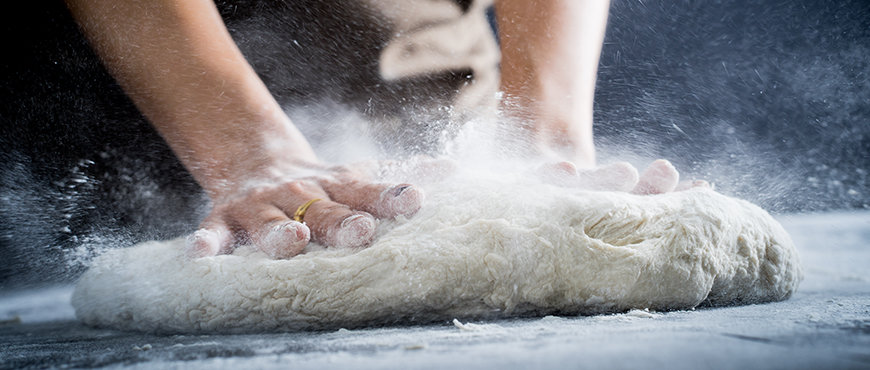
[72,177,801,333]
[624,309,658,319]
[132,344,152,351]
[452,319,499,332]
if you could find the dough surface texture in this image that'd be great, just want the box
[72,179,801,333]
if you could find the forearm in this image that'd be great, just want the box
[494,0,610,166]
[65,0,316,195]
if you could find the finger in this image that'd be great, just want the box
[580,162,640,192]
[632,159,680,195]
[259,219,310,259]
[235,204,310,259]
[321,179,423,219]
[538,161,639,192]
[536,161,580,187]
[186,218,233,259]
[270,181,377,249]
[299,200,377,249]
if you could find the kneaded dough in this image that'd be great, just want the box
[72,179,801,333]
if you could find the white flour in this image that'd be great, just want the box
[72,177,801,333]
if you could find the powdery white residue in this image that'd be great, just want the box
[625,309,658,319]
[71,175,801,333]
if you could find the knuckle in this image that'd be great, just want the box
[245,186,272,200]
[282,179,318,193]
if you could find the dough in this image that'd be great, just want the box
[72,179,801,333]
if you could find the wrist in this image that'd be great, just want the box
[161,105,318,198]
[500,75,596,167]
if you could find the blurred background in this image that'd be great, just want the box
[595,0,869,213]
[1,0,867,287]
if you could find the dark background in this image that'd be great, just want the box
[1,0,868,287]
[595,0,869,213]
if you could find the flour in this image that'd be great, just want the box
[72,176,801,333]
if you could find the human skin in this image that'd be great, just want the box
[495,0,609,168]
[65,0,680,259]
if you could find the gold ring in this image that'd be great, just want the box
[293,198,322,223]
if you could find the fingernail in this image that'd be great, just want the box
[380,184,423,218]
[391,184,411,197]
[340,214,370,228]
[336,213,376,248]
[262,221,310,259]
[270,221,309,243]
[556,161,578,175]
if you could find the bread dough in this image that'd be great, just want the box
[72,179,801,333]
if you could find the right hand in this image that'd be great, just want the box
[537,159,711,194]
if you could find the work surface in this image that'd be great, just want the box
[1,211,868,369]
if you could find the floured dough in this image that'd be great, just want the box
[72,179,801,333]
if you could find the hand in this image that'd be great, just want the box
[538,159,711,194]
[64,0,425,260]
[186,161,424,259]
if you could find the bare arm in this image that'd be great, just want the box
[495,0,610,168]
[66,0,422,258]
[496,1,695,194]
[65,0,316,196]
